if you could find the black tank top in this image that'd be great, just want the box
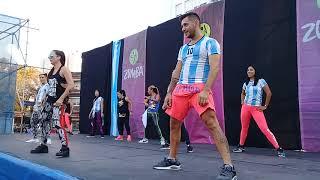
[65,103,71,113]
[118,97,129,114]
[47,66,66,103]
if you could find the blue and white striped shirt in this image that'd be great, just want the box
[243,79,267,106]
[33,83,49,111]
[92,97,103,112]
[177,36,221,84]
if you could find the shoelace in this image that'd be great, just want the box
[163,158,175,165]
[220,165,232,176]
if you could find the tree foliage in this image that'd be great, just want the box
[15,67,42,111]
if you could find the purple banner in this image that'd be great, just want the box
[184,2,225,144]
[297,0,320,152]
[122,30,147,138]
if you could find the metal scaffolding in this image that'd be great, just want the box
[0,14,39,134]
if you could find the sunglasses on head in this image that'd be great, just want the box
[48,55,56,60]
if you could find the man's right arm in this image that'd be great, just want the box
[162,61,182,110]
[167,61,182,95]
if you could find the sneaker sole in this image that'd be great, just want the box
[218,176,237,180]
[153,165,181,171]
[56,155,70,158]
[187,150,194,153]
[26,141,35,143]
[160,147,170,150]
[56,153,70,158]
[232,150,244,153]
[30,151,48,154]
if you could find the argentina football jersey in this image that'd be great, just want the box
[177,36,221,84]
[243,79,267,106]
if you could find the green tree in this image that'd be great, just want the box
[15,67,41,112]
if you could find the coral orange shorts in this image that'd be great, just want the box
[165,83,216,121]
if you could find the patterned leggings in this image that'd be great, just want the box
[30,110,41,139]
[144,112,165,142]
[39,101,68,146]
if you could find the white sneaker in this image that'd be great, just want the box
[138,138,148,143]
[47,138,52,145]
[26,138,37,143]
[160,138,165,146]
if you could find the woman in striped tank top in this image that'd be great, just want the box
[233,65,285,157]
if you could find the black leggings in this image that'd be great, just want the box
[118,116,131,135]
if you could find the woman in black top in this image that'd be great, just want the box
[115,90,132,141]
[30,50,74,158]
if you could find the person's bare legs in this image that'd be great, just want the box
[201,109,232,165]
[168,117,182,159]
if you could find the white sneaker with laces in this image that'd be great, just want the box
[160,138,165,146]
[138,138,148,143]
[47,138,52,145]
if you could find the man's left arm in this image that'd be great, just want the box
[198,54,220,106]
[204,54,220,91]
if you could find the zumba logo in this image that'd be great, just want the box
[302,20,320,43]
[200,23,211,37]
[129,49,138,65]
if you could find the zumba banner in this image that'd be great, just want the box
[297,0,320,152]
[182,1,225,144]
[122,30,147,138]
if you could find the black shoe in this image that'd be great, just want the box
[187,145,193,153]
[160,143,170,150]
[56,145,70,157]
[216,164,237,180]
[30,144,48,153]
[153,157,181,170]
[277,148,286,158]
[233,145,245,153]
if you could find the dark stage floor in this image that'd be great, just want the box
[0,134,320,180]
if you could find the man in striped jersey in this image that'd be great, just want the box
[153,12,237,180]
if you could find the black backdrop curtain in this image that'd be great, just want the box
[80,43,112,135]
[223,0,301,149]
[145,18,183,140]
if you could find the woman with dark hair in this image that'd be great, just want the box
[139,85,169,149]
[233,65,285,157]
[115,89,132,141]
[87,89,104,138]
[31,50,74,158]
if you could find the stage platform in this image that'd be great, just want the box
[0,134,320,180]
